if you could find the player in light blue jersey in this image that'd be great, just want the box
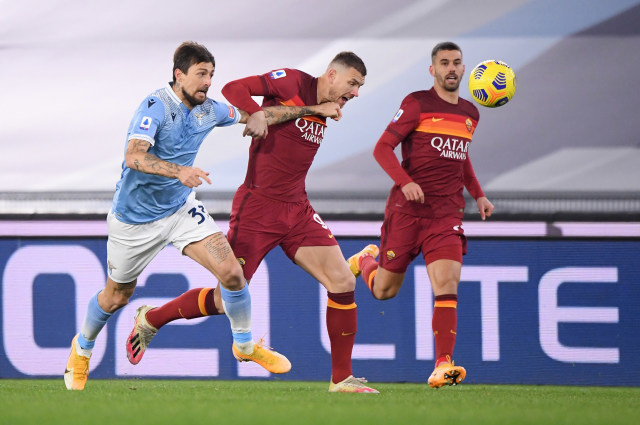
[65,41,342,390]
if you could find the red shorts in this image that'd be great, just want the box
[227,185,337,280]
[378,208,467,274]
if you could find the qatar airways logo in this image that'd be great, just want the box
[295,118,325,145]
[431,136,470,160]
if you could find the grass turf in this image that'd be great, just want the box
[1,380,638,425]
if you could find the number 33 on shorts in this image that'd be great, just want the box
[188,205,207,224]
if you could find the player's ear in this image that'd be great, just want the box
[428,65,435,77]
[174,68,184,83]
[328,68,337,83]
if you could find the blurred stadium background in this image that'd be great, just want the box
[1,0,639,386]
[1,0,638,219]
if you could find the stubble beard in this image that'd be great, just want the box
[442,74,462,92]
[182,87,206,108]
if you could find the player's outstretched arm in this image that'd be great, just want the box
[264,102,342,123]
[236,102,342,139]
[125,139,211,188]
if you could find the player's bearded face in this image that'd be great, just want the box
[179,62,214,107]
[329,67,365,108]
[432,50,464,92]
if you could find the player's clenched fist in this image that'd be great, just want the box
[243,110,268,139]
[315,102,342,121]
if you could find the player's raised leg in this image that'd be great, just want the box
[347,244,406,300]
[295,245,378,393]
[127,287,224,365]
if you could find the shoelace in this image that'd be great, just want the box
[345,376,370,387]
[137,322,157,347]
[255,336,274,351]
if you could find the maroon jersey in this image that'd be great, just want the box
[375,87,481,218]
[242,68,326,202]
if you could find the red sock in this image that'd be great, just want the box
[360,255,378,293]
[432,294,458,367]
[326,291,357,383]
[146,287,221,329]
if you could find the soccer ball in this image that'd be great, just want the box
[468,60,516,107]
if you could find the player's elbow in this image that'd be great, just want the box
[372,143,388,163]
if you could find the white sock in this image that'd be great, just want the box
[75,342,92,358]
[235,340,255,354]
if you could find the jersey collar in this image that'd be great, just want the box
[165,82,182,106]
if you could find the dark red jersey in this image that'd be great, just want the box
[374,87,483,218]
[224,68,326,202]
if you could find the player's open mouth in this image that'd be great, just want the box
[341,96,350,103]
[446,74,457,82]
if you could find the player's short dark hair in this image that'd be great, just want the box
[431,41,462,62]
[330,51,367,77]
[173,42,215,83]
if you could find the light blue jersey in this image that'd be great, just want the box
[112,83,240,224]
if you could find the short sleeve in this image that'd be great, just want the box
[212,100,241,127]
[127,96,166,146]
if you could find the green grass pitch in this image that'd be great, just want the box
[1,380,638,425]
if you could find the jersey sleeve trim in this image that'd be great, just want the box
[127,134,155,146]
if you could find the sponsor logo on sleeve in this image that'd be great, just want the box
[392,109,404,123]
[228,105,236,119]
[139,116,152,130]
[269,69,287,79]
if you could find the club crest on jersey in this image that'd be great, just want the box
[139,116,152,130]
[194,112,205,125]
[270,70,287,79]
[237,258,246,266]
[392,109,404,123]
[466,118,473,133]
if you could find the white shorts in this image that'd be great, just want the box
[106,192,221,283]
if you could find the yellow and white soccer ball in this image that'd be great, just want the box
[468,60,516,107]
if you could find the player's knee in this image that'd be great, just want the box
[432,277,458,295]
[374,286,399,300]
[327,273,356,293]
[218,264,246,291]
